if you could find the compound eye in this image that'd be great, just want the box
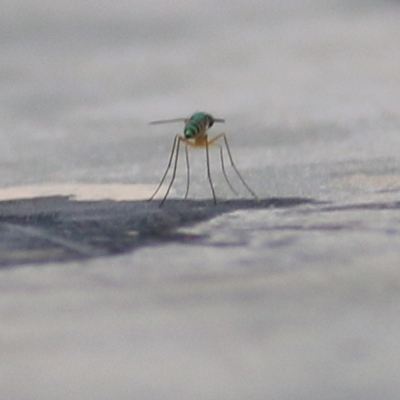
[208,117,214,128]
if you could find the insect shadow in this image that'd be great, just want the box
[0,196,316,268]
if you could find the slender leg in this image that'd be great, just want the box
[184,144,190,199]
[159,136,182,207]
[149,135,179,201]
[209,133,258,199]
[205,138,217,204]
[222,135,258,199]
[150,132,257,205]
[218,145,238,196]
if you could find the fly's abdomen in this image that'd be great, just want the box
[184,112,212,138]
[184,122,201,138]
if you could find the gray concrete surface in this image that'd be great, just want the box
[2,0,400,399]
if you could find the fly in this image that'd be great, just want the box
[149,112,258,206]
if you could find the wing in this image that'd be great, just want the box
[149,118,189,125]
[213,118,225,123]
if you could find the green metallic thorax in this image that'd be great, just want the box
[184,112,214,139]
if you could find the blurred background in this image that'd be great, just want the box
[1,0,400,199]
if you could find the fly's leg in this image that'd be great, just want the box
[209,133,258,199]
[218,145,238,196]
[184,144,190,199]
[159,136,183,207]
[149,135,181,206]
[205,138,217,204]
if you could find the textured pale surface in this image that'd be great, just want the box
[1,0,400,399]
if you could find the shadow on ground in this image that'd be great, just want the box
[0,196,314,267]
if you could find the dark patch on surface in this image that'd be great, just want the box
[0,197,314,268]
